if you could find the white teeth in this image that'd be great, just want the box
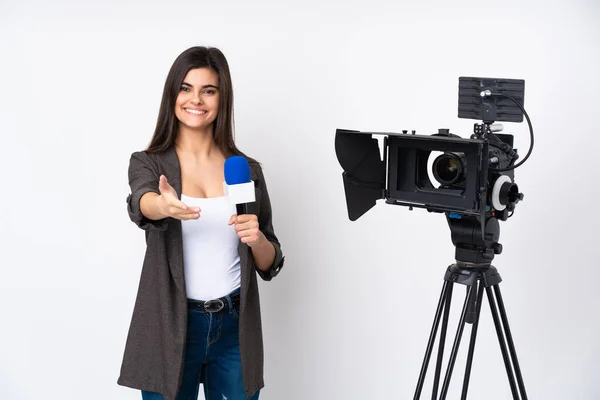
[186,109,206,115]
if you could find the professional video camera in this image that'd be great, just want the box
[335,77,534,399]
[335,77,533,266]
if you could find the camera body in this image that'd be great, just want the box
[334,77,528,265]
[335,125,522,222]
[386,126,522,220]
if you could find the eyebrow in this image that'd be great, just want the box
[181,82,219,89]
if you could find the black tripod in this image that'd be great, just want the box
[413,216,528,400]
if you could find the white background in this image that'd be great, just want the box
[2,0,599,399]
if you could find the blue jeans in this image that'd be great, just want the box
[142,288,258,400]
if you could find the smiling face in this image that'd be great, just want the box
[174,67,220,134]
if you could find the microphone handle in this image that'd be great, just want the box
[236,203,248,215]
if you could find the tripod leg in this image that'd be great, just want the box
[414,281,453,400]
[486,286,520,400]
[438,283,476,400]
[494,285,528,400]
[461,280,484,399]
[431,282,454,400]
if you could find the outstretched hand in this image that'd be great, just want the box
[157,175,200,220]
[229,214,261,247]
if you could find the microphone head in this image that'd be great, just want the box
[224,156,251,185]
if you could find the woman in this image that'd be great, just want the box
[118,46,285,400]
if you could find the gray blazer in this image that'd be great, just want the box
[117,147,285,400]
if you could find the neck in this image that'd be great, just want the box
[175,126,220,159]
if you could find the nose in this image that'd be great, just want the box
[191,91,203,105]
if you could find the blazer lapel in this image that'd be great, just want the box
[238,165,262,313]
[161,147,185,284]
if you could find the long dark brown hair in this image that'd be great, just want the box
[146,46,252,161]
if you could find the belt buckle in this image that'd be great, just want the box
[203,299,225,313]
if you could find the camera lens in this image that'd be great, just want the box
[432,152,466,186]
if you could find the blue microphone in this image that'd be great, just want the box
[224,156,255,215]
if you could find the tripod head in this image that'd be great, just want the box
[446,213,501,267]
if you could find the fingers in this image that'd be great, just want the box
[240,234,260,245]
[180,212,201,220]
[159,176,179,206]
[158,175,173,194]
[228,214,255,226]
[238,228,260,246]
[231,214,260,246]
[233,214,255,224]
[171,199,191,212]
[169,201,200,220]
[232,214,258,232]
[171,207,201,220]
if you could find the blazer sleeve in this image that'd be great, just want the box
[126,151,169,231]
[254,164,285,281]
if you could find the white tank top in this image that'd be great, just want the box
[180,194,241,301]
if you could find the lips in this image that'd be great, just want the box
[184,108,207,116]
